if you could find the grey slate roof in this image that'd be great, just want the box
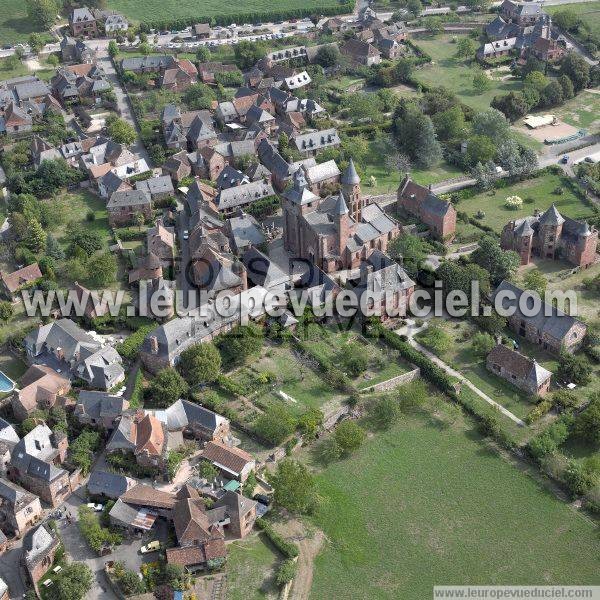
[492,280,585,341]
[304,159,340,185]
[135,175,174,198]
[216,180,274,211]
[121,55,176,72]
[107,189,151,208]
[14,80,50,102]
[23,524,56,563]
[293,128,340,153]
[226,212,265,252]
[242,247,290,290]
[164,398,227,433]
[75,390,128,421]
[88,470,135,498]
[538,204,565,226]
[0,417,19,446]
[217,166,249,190]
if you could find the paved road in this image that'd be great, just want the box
[95,52,152,167]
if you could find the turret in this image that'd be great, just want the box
[341,158,362,221]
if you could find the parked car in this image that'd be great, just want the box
[253,493,272,506]
[183,230,189,240]
[584,156,596,163]
[86,503,103,512]
[560,155,569,164]
[140,540,161,554]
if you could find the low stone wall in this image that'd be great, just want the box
[362,367,421,393]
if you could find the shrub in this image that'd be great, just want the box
[255,519,299,558]
[504,195,523,210]
[116,324,156,360]
[276,559,297,587]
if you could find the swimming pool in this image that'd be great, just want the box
[0,370,16,393]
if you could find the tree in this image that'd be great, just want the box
[456,37,476,60]
[197,460,219,481]
[106,117,136,145]
[371,396,401,428]
[474,309,507,336]
[553,8,579,31]
[340,343,368,376]
[297,408,323,441]
[0,301,14,322]
[552,390,578,413]
[471,108,511,143]
[196,46,211,63]
[46,564,93,600]
[28,33,44,54]
[315,44,340,67]
[471,235,520,285]
[523,267,547,297]
[253,405,296,445]
[86,252,118,287]
[393,57,415,83]
[521,55,544,77]
[437,261,490,304]
[25,217,46,253]
[25,0,58,29]
[388,233,428,277]
[147,368,189,407]
[65,226,102,256]
[178,342,221,385]
[473,72,491,94]
[497,139,538,178]
[392,102,442,168]
[341,93,382,124]
[524,71,548,93]
[234,40,268,70]
[46,54,59,67]
[419,325,452,353]
[340,134,369,166]
[575,393,600,446]
[491,92,528,122]
[472,332,495,357]
[270,458,318,514]
[465,135,496,167]
[218,323,263,365]
[542,81,564,107]
[471,161,497,191]
[560,52,590,92]
[432,105,466,141]
[558,74,575,100]
[557,353,592,386]
[182,82,216,110]
[108,40,119,58]
[333,420,365,455]
[117,569,145,595]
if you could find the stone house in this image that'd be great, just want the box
[340,39,381,66]
[11,365,71,422]
[74,390,130,430]
[292,128,341,158]
[22,524,60,588]
[500,0,544,25]
[0,263,42,301]
[161,399,231,443]
[201,441,255,482]
[500,205,598,268]
[0,478,42,537]
[492,280,587,355]
[302,159,341,195]
[107,189,153,227]
[397,175,457,242]
[69,7,98,37]
[8,425,71,507]
[147,221,175,267]
[486,344,551,397]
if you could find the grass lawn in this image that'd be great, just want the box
[363,140,464,196]
[309,401,600,599]
[226,533,280,600]
[450,173,595,234]
[0,351,28,381]
[107,0,343,24]
[232,342,345,417]
[415,319,535,420]
[549,90,600,130]
[299,323,413,390]
[546,1,600,39]
[0,0,53,44]
[412,34,523,112]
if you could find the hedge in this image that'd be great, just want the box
[256,518,299,559]
[138,3,354,32]
[116,324,156,361]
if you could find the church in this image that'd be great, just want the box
[282,160,399,273]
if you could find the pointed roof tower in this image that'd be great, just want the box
[341,158,361,185]
[538,204,565,227]
[333,190,349,215]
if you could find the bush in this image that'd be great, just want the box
[255,519,299,558]
[276,559,297,587]
[253,405,296,445]
[116,324,157,361]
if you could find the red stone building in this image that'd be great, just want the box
[397,176,457,243]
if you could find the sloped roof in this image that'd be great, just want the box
[1,263,42,293]
[487,344,551,386]
[202,441,254,476]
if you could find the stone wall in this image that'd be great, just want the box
[361,367,421,393]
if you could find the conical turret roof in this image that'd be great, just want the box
[341,158,360,185]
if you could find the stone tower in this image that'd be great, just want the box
[537,204,564,259]
[341,158,362,222]
[333,191,351,257]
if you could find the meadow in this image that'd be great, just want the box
[0,0,53,44]
[546,1,600,40]
[412,34,524,112]
[309,400,600,599]
[106,0,343,24]
[450,172,596,234]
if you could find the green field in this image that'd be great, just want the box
[309,401,600,599]
[0,0,53,44]
[413,34,524,112]
[550,90,600,130]
[227,533,279,600]
[546,1,600,38]
[106,0,343,24]
[451,173,595,234]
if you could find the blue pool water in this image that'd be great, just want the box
[0,370,15,392]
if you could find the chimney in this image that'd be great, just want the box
[149,336,158,354]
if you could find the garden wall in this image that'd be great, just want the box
[363,367,421,393]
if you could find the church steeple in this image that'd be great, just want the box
[341,158,363,222]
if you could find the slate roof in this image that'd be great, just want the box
[215,180,274,211]
[242,247,290,290]
[538,204,565,226]
[163,398,228,434]
[23,524,57,564]
[109,498,157,530]
[107,189,151,208]
[292,128,340,153]
[88,470,135,498]
[135,175,174,198]
[257,139,292,179]
[14,80,50,102]
[487,344,551,386]
[226,212,265,252]
[75,390,129,422]
[10,424,66,483]
[304,159,340,185]
[121,55,176,72]
[492,280,585,342]
[0,418,19,446]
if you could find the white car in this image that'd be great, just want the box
[140,540,161,554]
[86,503,103,512]
[183,230,189,240]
